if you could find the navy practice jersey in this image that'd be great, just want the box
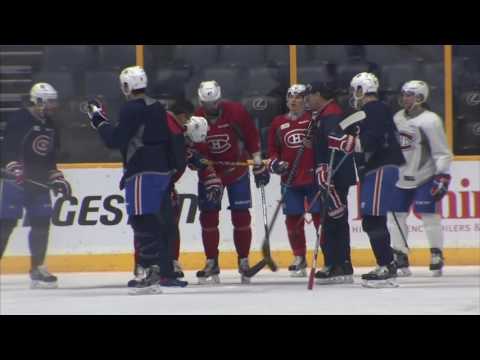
[1,108,59,182]
[97,96,186,184]
[356,100,406,174]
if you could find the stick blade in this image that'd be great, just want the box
[339,111,366,131]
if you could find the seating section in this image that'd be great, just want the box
[172,45,219,70]
[218,45,266,67]
[32,71,75,99]
[98,45,137,70]
[42,45,96,71]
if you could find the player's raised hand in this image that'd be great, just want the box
[87,97,109,129]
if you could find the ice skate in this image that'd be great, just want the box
[238,257,251,284]
[173,260,185,279]
[159,277,188,288]
[430,248,444,277]
[30,265,58,289]
[393,249,412,277]
[315,263,354,285]
[361,262,399,288]
[196,257,220,284]
[288,256,307,277]
[127,264,146,288]
[128,265,163,295]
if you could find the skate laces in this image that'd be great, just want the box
[293,256,305,267]
[431,254,443,264]
[371,266,388,275]
[173,260,183,272]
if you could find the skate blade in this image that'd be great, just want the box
[316,276,354,285]
[397,268,412,277]
[361,279,399,288]
[197,275,221,285]
[30,281,58,289]
[241,276,251,285]
[431,270,443,277]
[128,285,163,296]
[290,269,307,278]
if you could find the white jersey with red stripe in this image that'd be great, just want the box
[393,109,453,189]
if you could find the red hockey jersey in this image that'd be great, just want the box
[194,100,261,186]
[268,111,315,187]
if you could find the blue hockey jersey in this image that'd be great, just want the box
[1,108,59,182]
[96,96,186,186]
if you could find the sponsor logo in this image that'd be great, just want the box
[252,97,268,111]
[465,92,480,106]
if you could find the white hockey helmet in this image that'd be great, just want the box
[30,82,58,105]
[198,81,222,103]
[401,80,429,104]
[119,66,148,96]
[185,116,209,143]
[287,84,308,99]
[350,72,379,109]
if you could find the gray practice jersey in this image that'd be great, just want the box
[393,109,453,189]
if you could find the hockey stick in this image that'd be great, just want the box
[308,149,336,290]
[292,151,353,232]
[200,159,269,167]
[244,117,317,278]
[259,184,278,272]
[1,168,50,190]
[391,211,409,250]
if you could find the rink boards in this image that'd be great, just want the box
[1,161,479,273]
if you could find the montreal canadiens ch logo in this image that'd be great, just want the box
[32,135,51,156]
[284,129,305,149]
[399,132,415,151]
[207,134,231,154]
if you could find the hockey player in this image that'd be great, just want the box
[338,73,406,288]
[87,66,188,293]
[128,99,213,286]
[307,82,357,284]
[193,80,270,284]
[268,84,321,277]
[388,81,452,277]
[0,83,72,289]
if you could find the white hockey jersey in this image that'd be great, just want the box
[393,109,453,189]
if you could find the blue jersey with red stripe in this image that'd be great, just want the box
[97,96,186,185]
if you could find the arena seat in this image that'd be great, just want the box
[218,45,266,67]
[98,45,137,70]
[172,45,219,70]
[42,45,96,71]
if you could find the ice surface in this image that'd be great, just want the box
[1,267,479,315]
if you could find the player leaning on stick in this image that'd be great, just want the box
[193,81,270,284]
[0,83,72,289]
[87,66,188,294]
[308,82,357,284]
[340,73,406,288]
[387,81,452,277]
[267,84,321,277]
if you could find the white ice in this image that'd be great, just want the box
[1,266,479,315]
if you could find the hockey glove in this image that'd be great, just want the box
[327,187,347,220]
[431,174,451,202]
[328,134,355,154]
[48,170,72,197]
[315,163,330,191]
[201,168,223,203]
[186,147,209,172]
[87,98,109,129]
[268,158,289,176]
[253,164,270,188]
[5,161,25,185]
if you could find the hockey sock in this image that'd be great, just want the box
[362,215,393,266]
[157,194,177,277]
[28,217,51,269]
[286,215,306,257]
[325,215,351,266]
[387,212,409,254]
[0,219,17,259]
[130,215,162,269]
[231,210,252,259]
[200,211,220,259]
[422,213,444,251]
